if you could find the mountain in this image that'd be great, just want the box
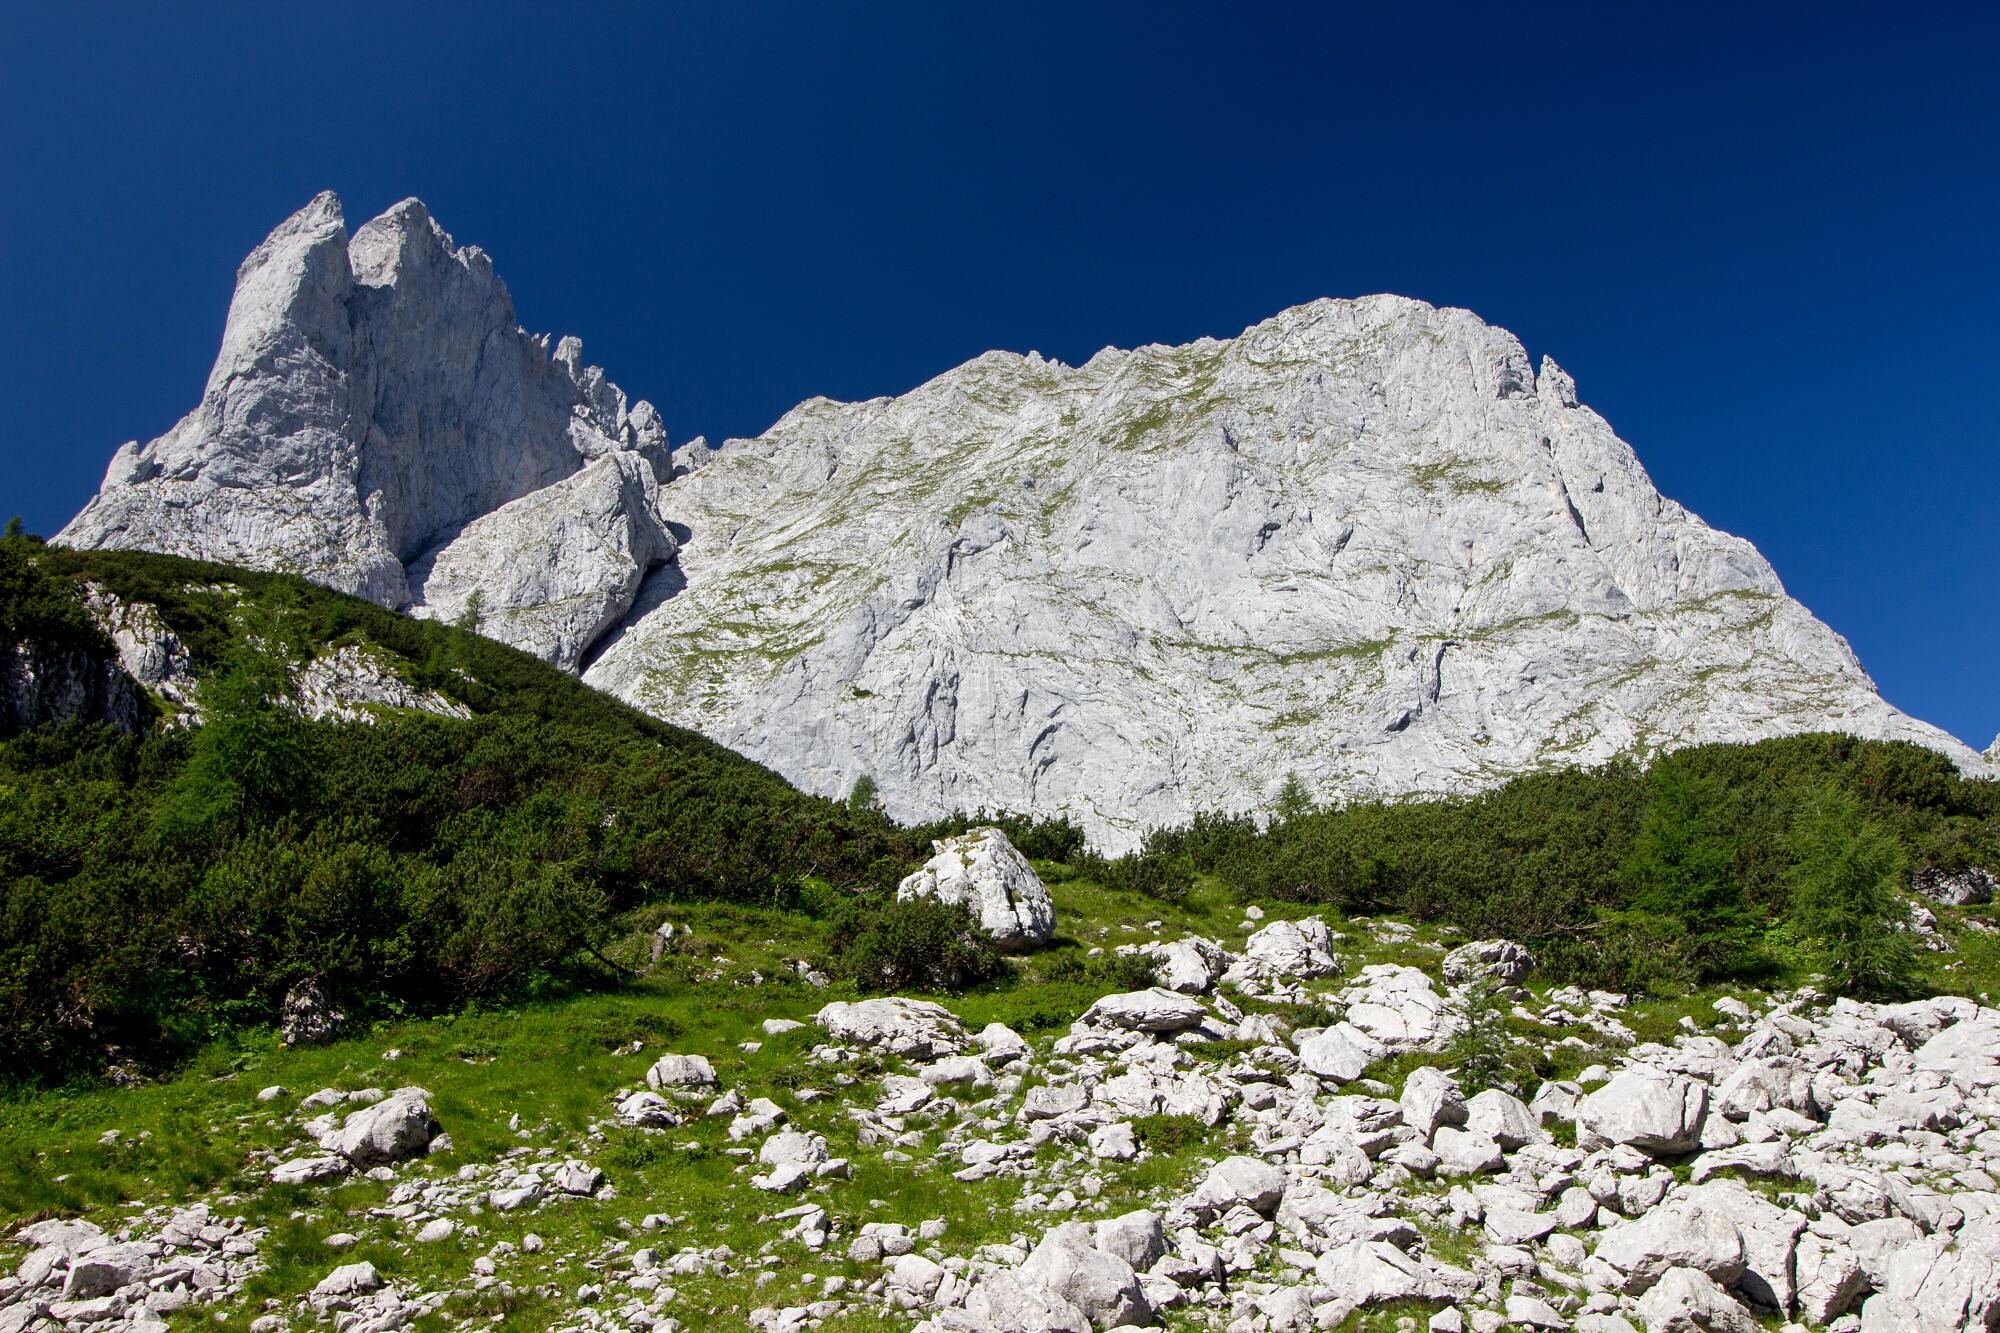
[59,192,677,673]
[58,195,1990,848]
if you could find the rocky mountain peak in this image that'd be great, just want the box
[58,206,1990,847]
[59,191,675,662]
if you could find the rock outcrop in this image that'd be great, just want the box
[59,200,1988,845]
[583,297,1988,848]
[0,630,146,737]
[897,827,1056,952]
[57,192,675,670]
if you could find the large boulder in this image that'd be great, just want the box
[1150,937,1233,994]
[61,1244,154,1300]
[1400,1066,1468,1140]
[897,827,1056,953]
[1465,1088,1543,1149]
[1076,988,1208,1034]
[1857,1238,2000,1333]
[280,978,346,1047]
[1338,964,1453,1051]
[956,1271,1091,1333]
[1192,1156,1288,1215]
[646,1053,719,1091]
[1016,1222,1151,1329]
[1681,1181,1806,1313]
[1295,1027,1373,1082]
[1312,1239,1447,1305]
[814,997,968,1061]
[1594,1198,1747,1295]
[1442,938,1535,985]
[329,1086,439,1165]
[1238,917,1342,980]
[1094,1210,1165,1272]
[1635,1267,1758,1333]
[1577,1070,1708,1155]
[1795,1234,1869,1323]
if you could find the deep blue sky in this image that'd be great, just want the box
[3,4,1995,749]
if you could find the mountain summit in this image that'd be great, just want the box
[60,192,677,672]
[59,195,1989,846]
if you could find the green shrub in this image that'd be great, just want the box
[1074,849,1193,904]
[0,549,962,1085]
[821,894,1006,992]
[1785,786,1920,998]
[1442,979,1516,1095]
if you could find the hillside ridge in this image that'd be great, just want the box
[52,195,1991,848]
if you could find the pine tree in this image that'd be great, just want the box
[1785,786,1918,998]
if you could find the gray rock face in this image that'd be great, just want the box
[1912,866,1997,907]
[896,827,1056,952]
[581,296,1988,849]
[63,214,1989,842]
[279,979,345,1047]
[58,192,673,669]
[0,632,145,738]
[407,451,677,672]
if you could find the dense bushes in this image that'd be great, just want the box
[1129,736,1996,995]
[821,895,1006,992]
[0,543,943,1085]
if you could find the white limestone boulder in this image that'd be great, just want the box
[1594,1198,1747,1295]
[1150,937,1234,993]
[815,997,968,1061]
[646,1053,719,1091]
[329,1086,439,1165]
[1443,939,1535,985]
[1466,1089,1544,1149]
[1577,1070,1709,1155]
[1340,965,1454,1051]
[1017,1222,1151,1330]
[1238,917,1342,980]
[1094,1210,1165,1272]
[1635,1267,1758,1333]
[1193,1156,1288,1215]
[1312,1239,1447,1305]
[1296,1027,1374,1082]
[896,827,1055,953]
[1077,988,1208,1033]
[956,1271,1091,1333]
[1400,1067,1469,1140]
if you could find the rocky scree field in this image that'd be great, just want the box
[9,841,2000,1333]
[10,538,2000,1333]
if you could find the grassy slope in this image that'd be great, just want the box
[6,862,1999,1332]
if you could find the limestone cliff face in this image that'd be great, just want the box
[0,633,146,737]
[59,199,1987,847]
[584,296,1988,847]
[58,193,674,663]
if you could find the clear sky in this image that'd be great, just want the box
[2,4,1995,750]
